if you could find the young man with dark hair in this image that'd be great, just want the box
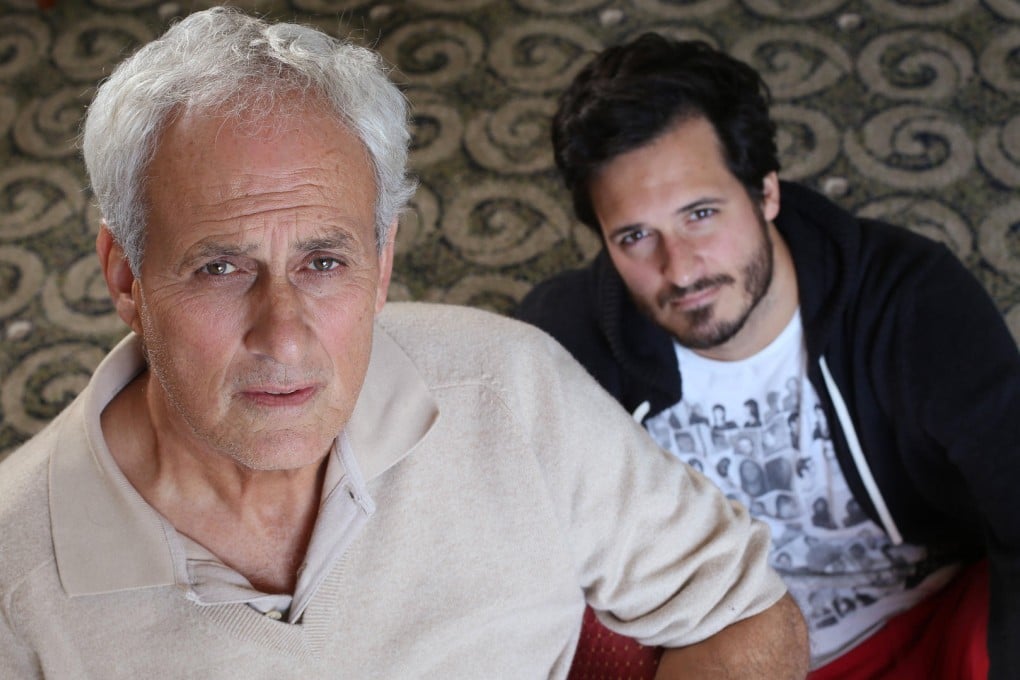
[518,33,1020,679]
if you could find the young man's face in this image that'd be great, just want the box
[590,116,784,360]
[106,100,394,472]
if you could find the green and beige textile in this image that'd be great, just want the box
[2,0,1019,458]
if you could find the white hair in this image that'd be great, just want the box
[82,7,416,272]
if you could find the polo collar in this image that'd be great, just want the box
[348,318,439,482]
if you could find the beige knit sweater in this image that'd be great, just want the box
[0,302,784,679]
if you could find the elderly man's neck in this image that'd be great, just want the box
[101,370,327,594]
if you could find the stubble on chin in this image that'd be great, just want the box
[665,299,743,350]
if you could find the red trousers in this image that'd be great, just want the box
[567,561,989,680]
[808,560,988,680]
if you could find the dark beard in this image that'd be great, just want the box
[665,215,774,350]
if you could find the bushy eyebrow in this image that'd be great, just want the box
[295,232,356,253]
[180,242,256,271]
[680,197,723,213]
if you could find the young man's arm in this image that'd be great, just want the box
[655,593,809,679]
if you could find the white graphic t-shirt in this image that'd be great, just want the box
[643,310,956,666]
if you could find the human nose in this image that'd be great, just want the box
[661,233,703,288]
[244,274,310,365]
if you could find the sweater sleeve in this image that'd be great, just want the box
[0,597,40,679]
[505,324,787,647]
[894,247,1020,680]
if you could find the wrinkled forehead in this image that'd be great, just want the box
[140,99,378,257]
[145,91,373,202]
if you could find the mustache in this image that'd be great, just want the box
[658,274,735,306]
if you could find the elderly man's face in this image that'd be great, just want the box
[115,101,393,471]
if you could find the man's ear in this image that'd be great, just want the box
[761,171,781,223]
[96,223,142,334]
[375,219,399,314]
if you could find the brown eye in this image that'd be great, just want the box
[202,261,236,275]
[309,257,340,272]
[619,230,649,247]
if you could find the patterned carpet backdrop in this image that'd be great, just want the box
[1,0,1019,458]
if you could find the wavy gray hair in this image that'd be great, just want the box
[82,7,416,273]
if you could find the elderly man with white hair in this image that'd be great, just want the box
[0,8,806,678]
